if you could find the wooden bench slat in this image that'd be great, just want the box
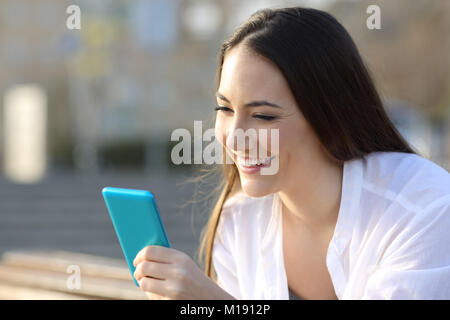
[0,283,89,300]
[1,250,133,281]
[0,249,150,300]
[0,265,147,300]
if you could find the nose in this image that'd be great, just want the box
[225,117,258,158]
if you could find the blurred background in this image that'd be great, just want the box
[0,0,448,299]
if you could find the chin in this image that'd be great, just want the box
[240,176,276,198]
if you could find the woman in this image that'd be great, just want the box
[133,7,450,299]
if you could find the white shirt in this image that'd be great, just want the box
[212,151,450,299]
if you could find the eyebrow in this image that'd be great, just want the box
[215,92,282,109]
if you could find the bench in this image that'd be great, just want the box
[0,250,147,300]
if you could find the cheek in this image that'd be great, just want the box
[214,119,227,147]
[276,121,308,166]
[282,120,320,169]
[215,118,235,162]
[277,131,293,166]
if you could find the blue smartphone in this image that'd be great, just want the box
[102,187,171,287]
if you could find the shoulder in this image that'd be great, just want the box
[351,152,450,261]
[359,151,450,211]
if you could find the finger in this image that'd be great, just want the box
[138,277,167,297]
[145,291,168,300]
[134,261,170,281]
[133,245,176,266]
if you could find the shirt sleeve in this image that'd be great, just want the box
[212,206,241,299]
[361,198,450,299]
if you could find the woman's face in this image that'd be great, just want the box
[214,43,325,197]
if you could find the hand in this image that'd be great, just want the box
[133,245,235,300]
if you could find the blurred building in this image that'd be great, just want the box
[0,0,228,176]
[0,0,70,178]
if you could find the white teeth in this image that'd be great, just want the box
[237,156,274,167]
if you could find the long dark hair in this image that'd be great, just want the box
[198,7,415,279]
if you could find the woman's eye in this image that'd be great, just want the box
[214,106,276,121]
[214,106,233,113]
[253,114,277,121]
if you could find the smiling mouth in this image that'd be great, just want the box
[236,155,275,168]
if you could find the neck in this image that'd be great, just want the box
[278,157,343,233]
